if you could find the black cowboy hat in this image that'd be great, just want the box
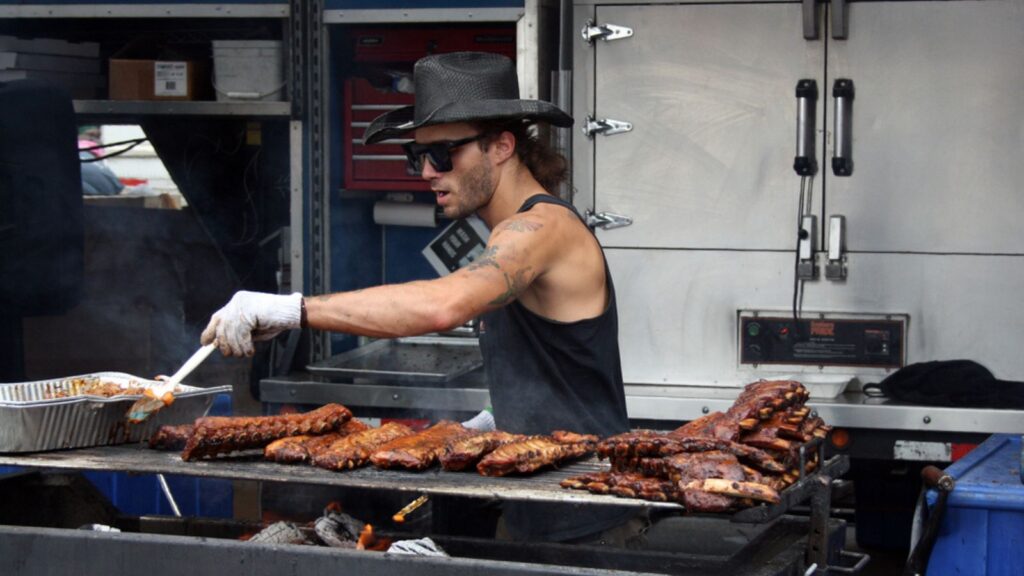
[362,51,573,145]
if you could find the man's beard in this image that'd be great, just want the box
[443,160,494,220]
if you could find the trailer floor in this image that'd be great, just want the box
[847,529,906,575]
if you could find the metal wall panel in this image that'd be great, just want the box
[608,249,1024,386]
[586,3,823,250]
[571,2,596,214]
[826,0,1024,255]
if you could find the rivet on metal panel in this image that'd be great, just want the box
[702,406,710,414]
[392,394,400,401]
[923,416,932,424]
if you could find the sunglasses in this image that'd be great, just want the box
[402,134,485,174]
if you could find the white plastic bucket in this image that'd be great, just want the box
[211,40,285,102]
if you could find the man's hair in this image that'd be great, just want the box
[474,120,567,194]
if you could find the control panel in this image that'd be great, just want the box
[738,311,906,369]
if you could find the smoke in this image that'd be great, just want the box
[19,205,237,383]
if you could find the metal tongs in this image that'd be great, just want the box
[127,342,217,423]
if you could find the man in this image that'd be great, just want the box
[202,52,639,543]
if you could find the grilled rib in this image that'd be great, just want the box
[726,380,808,422]
[148,424,194,451]
[312,422,415,471]
[683,478,781,504]
[671,411,741,442]
[561,471,677,502]
[640,450,746,484]
[679,488,736,513]
[597,429,682,460]
[181,404,352,461]
[657,437,787,474]
[550,430,600,446]
[370,421,472,471]
[264,434,316,462]
[265,419,370,464]
[477,435,595,477]
[440,430,525,471]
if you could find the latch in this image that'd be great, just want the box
[797,215,818,280]
[581,21,633,44]
[585,210,633,231]
[583,116,633,138]
[826,215,847,280]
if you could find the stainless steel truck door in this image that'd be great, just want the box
[826,0,1024,255]
[581,3,823,250]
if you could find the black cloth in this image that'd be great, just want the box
[863,360,1024,409]
[0,79,83,316]
[479,193,634,541]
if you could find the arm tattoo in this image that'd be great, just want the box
[466,247,500,272]
[489,267,533,306]
[501,220,543,233]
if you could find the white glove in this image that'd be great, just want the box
[386,537,447,557]
[201,291,302,357]
[461,409,495,431]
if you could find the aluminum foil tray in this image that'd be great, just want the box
[0,372,231,453]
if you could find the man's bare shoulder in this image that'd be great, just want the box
[491,201,580,237]
[491,212,547,236]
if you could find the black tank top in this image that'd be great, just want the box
[479,194,629,437]
[479,194,635,541]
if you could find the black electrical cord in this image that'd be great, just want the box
[792,175,809,340]
[79,137,149,162]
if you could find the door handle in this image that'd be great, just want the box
[794,79,819,176]
[832,79,854,177]
[831,0,849,40]
[802,0,820,40]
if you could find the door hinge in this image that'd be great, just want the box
[583,116,633,138]
[586,210,633,231]
[581,21,633,44]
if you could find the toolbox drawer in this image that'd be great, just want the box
[342,25,515,192]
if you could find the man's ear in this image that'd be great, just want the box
[490,130,516,164]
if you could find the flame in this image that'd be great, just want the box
[356,524,373,550]
[356,524,392,552]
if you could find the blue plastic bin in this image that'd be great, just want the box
[926,434,1024,576]
[84,392,234,518]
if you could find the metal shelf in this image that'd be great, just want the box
[324,7,523,24]
[73,99,291,117]
[0,3,288,18]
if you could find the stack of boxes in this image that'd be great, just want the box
[0,35,103,98]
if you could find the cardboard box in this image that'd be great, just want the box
[108,58,210,101]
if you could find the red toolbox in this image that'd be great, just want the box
[343,26,515,191]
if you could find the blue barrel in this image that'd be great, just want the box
[926,434,1024,576]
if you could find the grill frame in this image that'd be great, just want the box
[0,441,857,575]
[0,443,847,517]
